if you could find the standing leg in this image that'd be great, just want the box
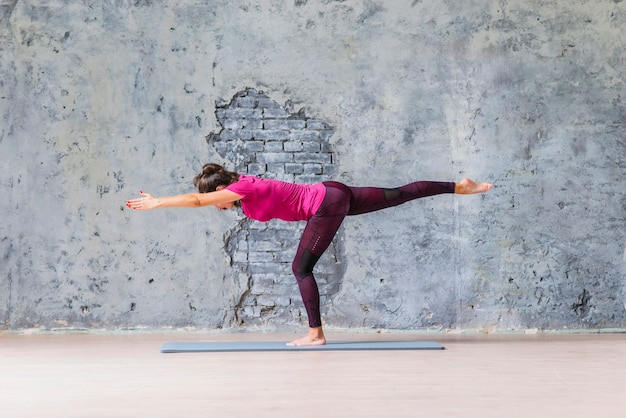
[288,186,350,346]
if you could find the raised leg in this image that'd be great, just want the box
[345,181,455,215]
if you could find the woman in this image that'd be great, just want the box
[127,163,493,346]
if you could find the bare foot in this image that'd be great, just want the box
[455,178,493,194]
[287,327,327,347]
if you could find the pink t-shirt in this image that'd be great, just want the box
[226,175,327,222]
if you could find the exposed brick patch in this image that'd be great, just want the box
[206,88,342,328]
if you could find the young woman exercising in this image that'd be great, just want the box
[127,163,493,346]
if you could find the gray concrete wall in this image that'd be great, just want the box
[1,0,624,332]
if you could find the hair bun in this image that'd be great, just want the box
[194,163,240,193]
[202,163,223,176]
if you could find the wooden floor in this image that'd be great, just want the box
[1,332,625,417]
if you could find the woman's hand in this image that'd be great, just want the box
[126,191,158,210]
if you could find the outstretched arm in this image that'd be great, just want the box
[126,189,242,210]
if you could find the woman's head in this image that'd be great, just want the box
[193,163,240,193]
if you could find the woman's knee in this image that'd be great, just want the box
[292,249,319,279]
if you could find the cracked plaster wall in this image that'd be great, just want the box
[208,88,342,328]
[0,0,625,332]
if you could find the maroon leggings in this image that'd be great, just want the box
[292,180,456,328]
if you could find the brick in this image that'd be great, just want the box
[249,263,290,275]
[222,119,242,130]
[248,221,268,231]
[276,297,293,306]
[267,163,286,175]
[216,129,236,141]
[224,108,262,119]
[257,97,280,109]
[247,163,266,175]
[284,141,303,152]
[244,89,263,97]
[256,153,293,163]
[323,164,338,175]
[285,163,304,174]
[290,131,319,141]
[235,237,249,252]
[232,251,248,263]
[211,142,230,155]
[248,228,276,239]
[294,153,331,164]
[320,142,334,153]
[274,224,305,234]
[303,163,322,175]
[248,251,275,263]
[306,120,330,130]
[236,96,257,108]
[252,241,279,251]
[249,228,301,241]
[264,119,306,130]
[256,296,276,307]
[253,130,290,141]
[243,119,263,129]
[264,141,284,152]
[242,306,262,318]
[303,142,321,152]
[272,250,295,264]
[219,129,253,140]
[251,274,276,286]
[273,275,295,286]
[263,108,290,118]
[246,141,265,152]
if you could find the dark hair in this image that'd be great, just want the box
[193,163,240,193]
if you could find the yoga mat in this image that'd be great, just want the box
[160,340,444,353]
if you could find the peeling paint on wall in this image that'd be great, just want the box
[208,88,342,327]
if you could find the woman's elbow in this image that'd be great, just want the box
[191,195,204,207]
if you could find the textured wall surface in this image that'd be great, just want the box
[1,0,624,332]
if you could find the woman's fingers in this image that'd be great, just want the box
[127,191,153,210]
[126,198,142,209]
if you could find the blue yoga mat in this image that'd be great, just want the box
[160,340,444,353]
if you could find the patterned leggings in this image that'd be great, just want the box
[292,180,455,328]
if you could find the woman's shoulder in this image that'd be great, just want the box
[226,175,257,195]
[233,175,262,184]
[242,176,290,187]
